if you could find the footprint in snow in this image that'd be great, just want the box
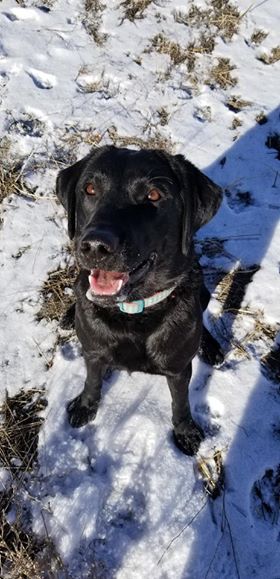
[194,396,224,434]
[4,7,41,22]
[250,465,280,526]
[27,68,56,90]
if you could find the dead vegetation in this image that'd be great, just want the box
[261,345,280,384]
[0,390,65,578]
[121,0,153,21]
[216,265,260,313]
[83,0,108,45]
[226,95,251,112]
[0,389,46,472]
[250,29,268,46]
[0,164,26,204]
[0,137,35,204]
[255,111,268,125]
[230,117,243,130]
[107,125,174,152]
[258,46,280,65]
[37,263,78,323]
[207,57,237,89]
[174,0,241,42]
[150,33,215,72]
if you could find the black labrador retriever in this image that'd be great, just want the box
[56,146,223,455]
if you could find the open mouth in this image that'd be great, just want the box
[88,253,156,297]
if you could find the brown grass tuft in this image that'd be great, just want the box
[217,265,260,312]
[37,264,78,323]
[83,0,108,45]
[250,29,268,46]
[0,164,25,204]
[226,95,251,112]
[121,0,153,21]
[174,0,241,42]
[150,32,215,72]
[207,57,237,89]
[258,46,280,65]
[261,345,280,384]
[107,125,174,152]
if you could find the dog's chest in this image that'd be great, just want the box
[111,335,156,373]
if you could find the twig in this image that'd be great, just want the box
[157,498,208,566]
[223,493,241,579]
[204,530,224,579]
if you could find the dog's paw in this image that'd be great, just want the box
[173,419,204,456]
[67,394,98,428]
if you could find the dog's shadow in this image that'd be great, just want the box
[182,106,280,578]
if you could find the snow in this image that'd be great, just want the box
[0,0,280,577]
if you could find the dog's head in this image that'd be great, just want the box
[56,146,222,304]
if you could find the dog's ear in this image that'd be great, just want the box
[162,153,222,255]
[56,155,90,239]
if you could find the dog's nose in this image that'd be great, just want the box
[80,227,120,258]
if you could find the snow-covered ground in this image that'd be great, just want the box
[0,0,280,577]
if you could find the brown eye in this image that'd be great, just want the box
[148,188,161,202]
[85,183,96,195]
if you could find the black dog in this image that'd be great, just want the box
[56,146,223,455]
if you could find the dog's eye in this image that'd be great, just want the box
[85,183,96,195]
[147,188,161,202]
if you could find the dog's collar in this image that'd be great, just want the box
[86,286,175,314]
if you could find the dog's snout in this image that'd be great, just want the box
[80,227,120,259]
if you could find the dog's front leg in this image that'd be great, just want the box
[67,354,107,428]
[167,364,204,455]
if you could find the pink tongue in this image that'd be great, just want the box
[89,269,129,296]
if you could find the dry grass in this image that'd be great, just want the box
[157,107,170,127]
[207,57,237,90]
[216,265,260,312]
[121,0,153,21]
[0,390,46,473]
[250,29,268,46]
[174,0,241,42]
[226,95,251,112]
[230,117,243,130]
[60,125,103,154]
[0,165,26,204]
[83,0,108,45]
[37,263,78,323]
[255,111,268,125]
[150,33,215,72]
[258,46,280,65]
[261,345,280,384]
[0,492,64,579]
[107,125,174,152]
[0,392,66,578]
